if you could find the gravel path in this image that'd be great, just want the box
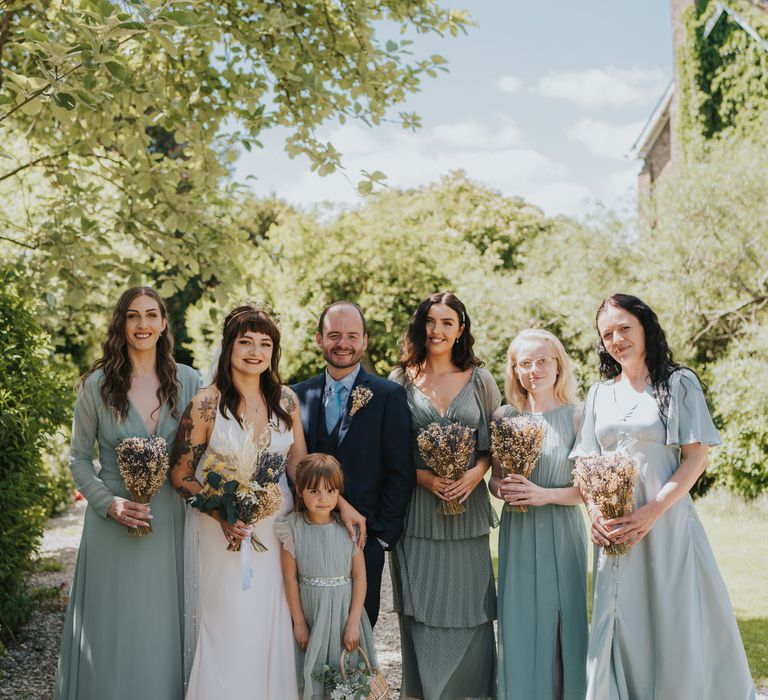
[2,502,764,700]
[0,501,403,699]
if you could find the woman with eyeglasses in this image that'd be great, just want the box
[490,329,588,700]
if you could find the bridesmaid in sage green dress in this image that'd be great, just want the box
[56,287,199,700]
[489,329,587,700]
[571,294,755,700]
[389,292,500,700]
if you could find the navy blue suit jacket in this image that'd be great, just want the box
[292,367,415,546]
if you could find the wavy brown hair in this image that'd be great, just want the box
[214,305,291,428]
[399,292,483,375]
[82,286,179,421]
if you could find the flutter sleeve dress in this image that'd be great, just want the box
[275,512,378,700]
[389,366,500,700]
[496,404,588,700]
[55,365,199,700]
[570,369,756,700]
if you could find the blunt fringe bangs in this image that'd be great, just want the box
[215,305,291,428]
[294,454,345,512]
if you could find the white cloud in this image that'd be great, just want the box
[234,119,635,219]
[567,118,646,159]
[494,75,524,94]
[321,125,385,158]
[535,66,668,108]
[527,181,594,219]
[432,120,521,150]
[596,165,640,217]
[273,139,567,211]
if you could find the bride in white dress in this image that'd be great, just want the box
[170,305,307,698]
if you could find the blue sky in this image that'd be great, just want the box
[234,1,674,219]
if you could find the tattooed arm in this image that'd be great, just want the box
[281,386,307,483]
[170,388,218,500]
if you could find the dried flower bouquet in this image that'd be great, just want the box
[116,436,170,536]
[417,422,475,515]
[189,424,286,551]
[572,451,639,556]
[490,415,547,512]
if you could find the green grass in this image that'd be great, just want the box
[696,491,768,687]
[489,490,768,688]
[27,556,64,574]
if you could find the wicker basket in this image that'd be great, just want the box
[339,647,389,700]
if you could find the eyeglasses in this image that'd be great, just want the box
[514,356,556,371]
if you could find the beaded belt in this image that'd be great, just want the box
[299,575,351,588]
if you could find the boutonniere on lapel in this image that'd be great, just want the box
[349,386,373,417]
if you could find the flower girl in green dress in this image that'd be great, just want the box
[276,453,378,700]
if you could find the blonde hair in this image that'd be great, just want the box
[504,329,579,411]
[294,453,344,513]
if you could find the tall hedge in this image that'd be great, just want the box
[0,271,71,643]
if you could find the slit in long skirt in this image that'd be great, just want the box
[553,611,563,700]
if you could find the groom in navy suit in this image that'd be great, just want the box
[292,301,415,626]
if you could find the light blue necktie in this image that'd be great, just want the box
[325,381,345,434]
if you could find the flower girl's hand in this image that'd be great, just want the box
[293,620,310,650]
[342,619,360,652]
[108,497,152,528]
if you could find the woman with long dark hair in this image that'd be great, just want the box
[56,287,200,700]
[170,304,307,697]
[389,292,500,700]
[571,293,754,700]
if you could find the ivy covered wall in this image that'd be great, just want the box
[678,0,768,152]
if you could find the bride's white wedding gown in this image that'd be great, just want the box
[184,407,298,699]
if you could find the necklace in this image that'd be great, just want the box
[243,395,263,417]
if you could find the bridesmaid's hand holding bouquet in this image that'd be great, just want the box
[491,416,547,512]
[417,422,476,516]
[116,436,170,536]
[572,452,639,556]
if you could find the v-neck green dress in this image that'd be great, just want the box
[389,367,500,700]
[55,365,199,700]
[496,404,588,700]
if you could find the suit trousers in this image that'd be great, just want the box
[362,537,385,627]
